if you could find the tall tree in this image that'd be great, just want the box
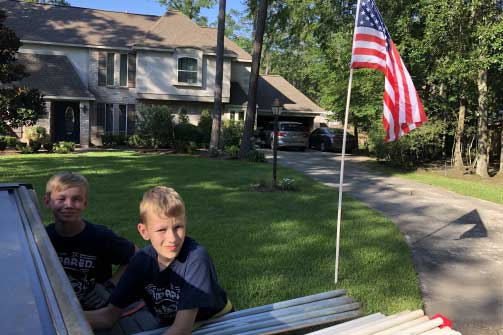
[209,0,226,152]
[239,0,268,159]
[158,0,216,25]
[0,10,45,133]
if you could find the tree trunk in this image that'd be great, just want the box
[453,97,467,169]
[239,0,268,159]
[353,124,359,150]
[210,0,226,152]
[475,69,489,178]
[499,126,503,175]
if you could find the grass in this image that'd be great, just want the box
[0,151,422,315]
[363,160,503,205]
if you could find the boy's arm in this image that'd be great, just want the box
[109,245,140,286]
[85,304,123,330]
[163,309,199,335]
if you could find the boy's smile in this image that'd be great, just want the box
[45,186,87,229]
[137,212,186,270]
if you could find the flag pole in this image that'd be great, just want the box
[334,68,354,284]
[335,0,361,284]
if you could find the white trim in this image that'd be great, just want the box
[176,56,199,86]
[21,39,130,51]
[132,46,175,52]
[45,95,95,101]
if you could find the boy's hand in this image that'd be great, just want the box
[83,283,112,310]
[164,309,198,335]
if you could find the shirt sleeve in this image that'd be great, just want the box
[104,228,136,265]
[109,252,144,309]
[177,250,224,311]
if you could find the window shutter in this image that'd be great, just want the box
[128,53,136,88]
[98,52,106,86]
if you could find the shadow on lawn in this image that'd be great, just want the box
[0,153,422,314]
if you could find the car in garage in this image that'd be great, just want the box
[263,121,309,150]
[309,127,357,153]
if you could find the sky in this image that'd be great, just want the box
[69,0,246,24]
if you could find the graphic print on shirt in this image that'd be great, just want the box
[145,282,181,323]
[58,251,96,298]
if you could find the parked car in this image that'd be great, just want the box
[309,127,357,153]
[263,121,309,150]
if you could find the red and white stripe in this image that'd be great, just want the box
[351,7,427,142]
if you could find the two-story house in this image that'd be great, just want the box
[3,0,325,147]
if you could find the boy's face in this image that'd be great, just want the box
[137,212,186,267]
[44,186,87,225]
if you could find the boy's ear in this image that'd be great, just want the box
[137,223,150,241]
[43,193,50,207]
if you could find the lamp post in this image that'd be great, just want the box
[271,98,283,187]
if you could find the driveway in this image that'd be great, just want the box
[265,149,503,335]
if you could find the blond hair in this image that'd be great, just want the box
[46,171,89,197]
[140,186,186,223]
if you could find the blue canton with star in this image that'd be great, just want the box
[357,0,391,50]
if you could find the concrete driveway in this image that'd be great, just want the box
[265,149,503,335]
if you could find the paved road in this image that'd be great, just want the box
[266,149,503,335]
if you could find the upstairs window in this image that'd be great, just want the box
[106,53,115,86]
[120,54,128,87]
[177,57,198,84]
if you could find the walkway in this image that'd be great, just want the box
[267,150,503,335]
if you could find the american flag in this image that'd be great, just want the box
[351,0,427,141]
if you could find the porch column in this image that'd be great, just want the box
[35,100,52,135]
[79,101,90,148]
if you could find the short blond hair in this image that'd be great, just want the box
[46,171,89,197]
[140,186,186,223]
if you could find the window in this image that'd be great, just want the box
[177,57,197,84]
[105,104,113,133]
[120,54,128,87]
[106,53,115,86]
[118,105,136,135]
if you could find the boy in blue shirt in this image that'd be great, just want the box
[44,171,137,310]
[86,186,232,334]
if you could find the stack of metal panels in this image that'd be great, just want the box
[135,290,361,335]
[0,183,93,335]
[304,310,462,335]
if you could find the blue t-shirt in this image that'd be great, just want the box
[46,221,136,301]
[110,237,227,325]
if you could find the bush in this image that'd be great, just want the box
[29,140,42,152]
[222,120,244,147]
[24,126,48,153]
[0,137,7,151]
[102,134,127,147]
[53,141,75,154]
[246,149,266,163]
[127,134,150,148]
[367,121,445,168]
[136,104,175,148]
[16,142,34,154]
[174,123,202,146]
[3,136,17,148]
[224,145,240,159]
[197,110,212,148]
[43,141,54,153]
[277,177,299,191]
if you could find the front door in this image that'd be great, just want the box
[53,102,80,143]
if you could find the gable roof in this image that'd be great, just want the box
[257,75,324,114]
[2,0,251,61]
[16,53,94,100]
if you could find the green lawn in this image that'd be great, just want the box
[363,161,503,205]
[0,151,421,315]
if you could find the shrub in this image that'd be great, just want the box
[127,134,150,148]
[43,141,54,153]
[29,140,42,152]
[16,142,34,154]
[174,123,202,146]
[23,126,48,153]
[246,149,266,163]
[277,177,299,191]
[224,145,240,159]
[3,136,17,148]
[0,137,7,151]
[53,141,75,154]
[197,109,212,148]
[136,104,175,148]
[367,121,445,168]
[222,120,243,147]
[102,134,127,147]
